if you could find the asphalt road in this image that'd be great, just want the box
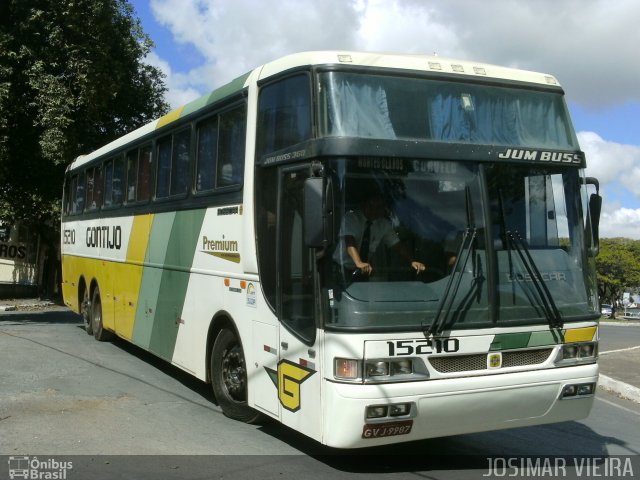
[1,309,639,480]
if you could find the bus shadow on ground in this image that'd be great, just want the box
[0,308,81,324]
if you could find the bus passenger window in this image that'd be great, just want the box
[257,74,311,156]
[217,106,246,187]
[85,168,96,211]
[104,160,114,207]
[126,149,137,202]
[112,156,124,206]
[196,117,218,192]
[171,129,191,195]
[156,137,171,198]
[137,145,152,202]
[93,165,103,208]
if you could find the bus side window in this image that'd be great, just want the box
[126,149,138,203]
[137,145,152,202]
[85,167,96,211]
[196,117,218,192]
[112,156,124,206]
[217,106,246,187]
[156,136,172,198]
[257,74,311,156]
[75,171,85,213]
[171,128,191,195]
[104,159,114,207]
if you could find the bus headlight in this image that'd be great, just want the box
[555,342,598,365]
[334,358,428,383]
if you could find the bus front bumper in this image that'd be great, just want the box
[322,363,598,448]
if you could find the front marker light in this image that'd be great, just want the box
[334,358,361,380]
[560,382,596,399]
[389,403,411,416]
[392,359,413,375]
[563,345,578,359]
[579,343,596,358]
[366,405,388,419]
[365,361,389,377]
[556,342,598,365]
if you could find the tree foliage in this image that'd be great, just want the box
[596,238,640,307]
[0,0,169,227]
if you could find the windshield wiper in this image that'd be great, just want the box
[424,186,482,337]
[496,188,563,331]
[424,227,477,337]
[506,230,564,330]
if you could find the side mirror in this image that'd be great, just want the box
[304,177,333,248]
[582,177,601,256]
[588,193,602,255]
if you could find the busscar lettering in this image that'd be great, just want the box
[508,271,567,282]
[85,226,122,249]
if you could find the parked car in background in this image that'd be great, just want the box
[601,304,612,316]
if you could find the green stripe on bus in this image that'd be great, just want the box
[490,330,563,351]
[132,212,176,350]
[181,71,251,118]
[148,208,206,360]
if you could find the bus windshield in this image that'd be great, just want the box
[324,157,597,331]
[319,72,579,150]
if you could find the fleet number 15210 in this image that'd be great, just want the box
[387,338,460,356]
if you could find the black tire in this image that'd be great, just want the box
[211,328,261,423]
[91,286,113,342]
[81,285,93,335]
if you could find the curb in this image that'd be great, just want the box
[598,374,640,404]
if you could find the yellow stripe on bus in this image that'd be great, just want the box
[115,214,154,340]
[156,106,185,129]
[564,326,597,343]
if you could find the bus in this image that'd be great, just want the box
[0,222,38,297]
[61,51,602,448]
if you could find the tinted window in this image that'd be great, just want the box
[218,106,246,187]
[196,117,218,192]
[156,137,172,198]
[137,145,152,202]
[257,74,311,156]
[171,129,191,195]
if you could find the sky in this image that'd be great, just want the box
[130,0,640,239]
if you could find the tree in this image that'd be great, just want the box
[0,0,169,226]
[596,238,640,315]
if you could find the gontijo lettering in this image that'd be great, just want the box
[86,226,121,249]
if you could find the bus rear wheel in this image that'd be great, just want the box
[211,328,261,423]
[81,286,93,335]
[91,287,113,342]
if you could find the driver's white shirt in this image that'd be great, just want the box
[332,209,399,269]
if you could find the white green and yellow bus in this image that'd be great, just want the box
[61,51,602,448]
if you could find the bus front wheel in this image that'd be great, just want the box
[211,328,261,423]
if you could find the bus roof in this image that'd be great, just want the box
[68,50,561,171]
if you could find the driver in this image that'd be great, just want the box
[333,192,426,277]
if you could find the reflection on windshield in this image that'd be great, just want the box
[323,158,597,331]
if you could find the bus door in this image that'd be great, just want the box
[276,165,322,440]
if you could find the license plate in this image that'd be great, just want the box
[362,420,413,439]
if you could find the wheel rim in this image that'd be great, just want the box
[221,344,247,402]
[92,296,101,332]
[81,290,90,326]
